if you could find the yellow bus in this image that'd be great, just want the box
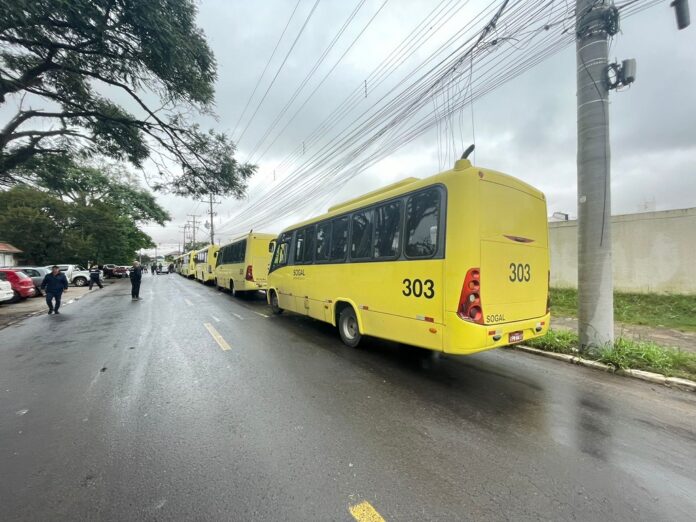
[215,232,276,296]
[179,250,196,277]
[173,254,184,274]
[267,157,550,355]
[194,244,220,283]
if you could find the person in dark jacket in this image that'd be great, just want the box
[130,261,143,300]
[40,265,69,314]
[88,264,103,290]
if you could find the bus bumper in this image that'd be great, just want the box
[443,312,551,356]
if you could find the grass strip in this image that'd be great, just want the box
[550,288,696,332]
[524,330,696,381]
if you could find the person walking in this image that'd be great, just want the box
[158,263,163,273]
[40,265,69,315]
[88,264,103,290]
[151,262,157,275]
[168,262,174,274]
[130,261,143,300]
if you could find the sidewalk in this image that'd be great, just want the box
[0,280,121,329]
[552,316,696,353]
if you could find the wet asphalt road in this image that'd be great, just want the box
[1,275,695,521]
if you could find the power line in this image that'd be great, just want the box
[231,0,303,141]
[246,0,370,162]
[217,0,660,237]
[236,0,323,146]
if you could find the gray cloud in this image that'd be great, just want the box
[135,0,695,252]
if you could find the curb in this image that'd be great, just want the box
[507,344,696,393]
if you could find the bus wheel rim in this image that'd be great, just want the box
[343,316,357,340]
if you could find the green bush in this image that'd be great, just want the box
[523,330,696,381]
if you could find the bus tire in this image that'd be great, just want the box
[230,281,237,297]
[269,290,283,315]
[338,306,362,348]
[215,278,221,291]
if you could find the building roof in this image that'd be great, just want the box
[0,242,22,254]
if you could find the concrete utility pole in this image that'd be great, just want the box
[205,194,221,245]
[187,215,200,248]
[575,0,618,350]
[179,224,189,252]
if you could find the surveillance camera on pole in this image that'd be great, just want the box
[671,0,691,29]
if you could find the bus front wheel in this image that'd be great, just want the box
[338,307,362,348]
[270,291,283,315]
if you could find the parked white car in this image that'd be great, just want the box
[43,264,103,287]
[0,280,14,303]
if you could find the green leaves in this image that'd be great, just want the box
[0,0,252,198]
[0,183,158,265]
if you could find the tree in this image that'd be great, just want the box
[0,184,157,265]
[31,156,171,225]
[0,0,255,196]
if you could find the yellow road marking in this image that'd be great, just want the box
[204,322,231,351]
[349,501,386,522]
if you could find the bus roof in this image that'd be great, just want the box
[279,159,545,233]
[220,231,277,246]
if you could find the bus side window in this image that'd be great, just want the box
[405,188,441,258]
[350,210,373,260]
[269,240,275,253]
[315,222,331,261]
[329,217,349,262]
[302,226,315,264]
[295,229,306,264]
[374,201,402,259]
[270,233,292,271]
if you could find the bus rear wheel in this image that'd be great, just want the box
[338,307,362,348]
[270,291,283,315]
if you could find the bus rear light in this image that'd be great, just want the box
[469,306,482,321]
[458,267,484,324]
[245,265,253,281]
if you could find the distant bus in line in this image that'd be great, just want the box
[215,232,276,297]
[194,244,220,284]
[266,157,550,355]
[179,250,196,278]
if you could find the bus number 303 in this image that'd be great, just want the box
[402,278,435,299]
[509,263,531,282]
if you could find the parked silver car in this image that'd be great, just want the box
[12,266,50,296]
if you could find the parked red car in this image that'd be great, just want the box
[0,269,37,302]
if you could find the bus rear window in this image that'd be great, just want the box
[405,188,440,258]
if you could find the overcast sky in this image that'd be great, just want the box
[140,0,696,254]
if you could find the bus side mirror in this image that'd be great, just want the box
[269,241,276,253]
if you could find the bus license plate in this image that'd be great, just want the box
[508,331,523,344]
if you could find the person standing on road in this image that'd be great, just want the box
[40,265,68,315]
[151,262,157,276]
[130,261,143,301]
[88,264,103,290]
[168,262,174,274]
[158,263,163,273]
